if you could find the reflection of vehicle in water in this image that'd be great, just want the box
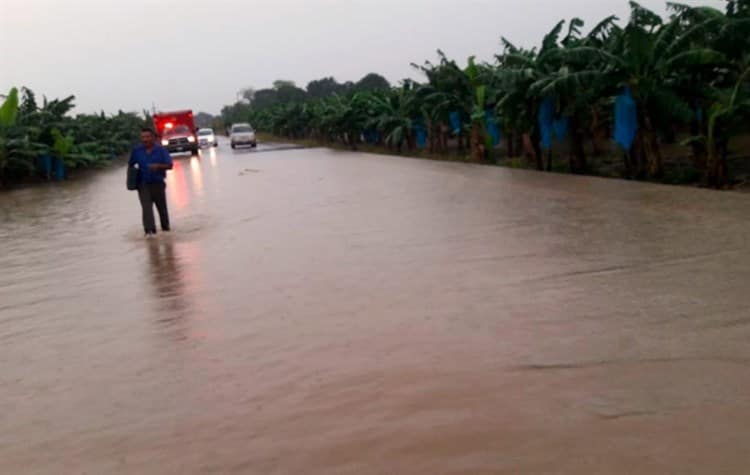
[197,128,218,148]
[230,123,257,149]
[153,110,199,155]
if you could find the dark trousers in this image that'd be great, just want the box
[138,182,170,233]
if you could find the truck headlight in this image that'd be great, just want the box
[161,139,169,146]
[187,135,195,143]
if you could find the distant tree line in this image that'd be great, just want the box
[220,74,390,126]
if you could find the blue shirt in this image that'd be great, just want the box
[128,145,173,185]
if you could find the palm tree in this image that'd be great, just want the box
[527,17,619,173]
[464,57,498,162]
[599,2,725,178]
[494,21,571,170]
[683,59,750,187]
[368,83,420,152]
[413,51,472,153]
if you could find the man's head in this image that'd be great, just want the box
[140,128,156,148]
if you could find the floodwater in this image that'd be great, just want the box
[2,139,750,474]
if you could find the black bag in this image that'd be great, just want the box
[126,166,139,191]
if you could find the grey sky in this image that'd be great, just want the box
[1,0,725,115]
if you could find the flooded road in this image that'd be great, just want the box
[2,140,750,474]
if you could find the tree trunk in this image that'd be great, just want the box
[516,133,524,159]
[623,151,632,179]
[689,118,707,172]
[530,128,543,171]
[706,140,729,188]
[569,115,587,174]
[632,133,647,179]
[718,142,729,187]
[521,133,538,168]
[590,106,607,157]
[641,115,663,179]
[506,129,515,158]
[470,122,485,162]
[622,134,643,179]
[428,122,436,154]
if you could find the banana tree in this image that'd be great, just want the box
[414,85,448,153]
[684,63,750,187]
[368,83,419,152]
[601,2,725,178]
[413,51,472,152]
[495,21,569,170]
[528,17,619,173]
[50,128,106,171]
[0,87,19,127]
[464,57,496,162]
[0,88,48,184]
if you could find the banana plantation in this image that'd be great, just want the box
[226,1,750,187]
[0,87,147,187]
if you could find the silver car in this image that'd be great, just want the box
[230,123,257,149]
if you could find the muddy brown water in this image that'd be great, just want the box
[2,141,750,474]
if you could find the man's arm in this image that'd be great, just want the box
[128,149,136,167]
[163,149,173,170]
[149,149,174,170]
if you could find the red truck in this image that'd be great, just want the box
[153,110,199,155]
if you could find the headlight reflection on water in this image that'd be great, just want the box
[189,156,203,193]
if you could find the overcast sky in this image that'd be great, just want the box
[1,0,725,115]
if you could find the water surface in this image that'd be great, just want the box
[2,141,749,474]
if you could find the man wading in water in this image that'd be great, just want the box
[129,128,173,237]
